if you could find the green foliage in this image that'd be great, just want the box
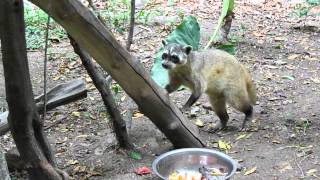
[24,4,66,50]
[128,151,142,160]
[100,0,130,33]
[111,84,121,95]
[306,0,320,6]
[216,43,235,55]
[291,0,320,17]
[99,0,163,33]
[151,16,200,87]
[136,8,163,25]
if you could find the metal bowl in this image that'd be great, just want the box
[152,148,237,179]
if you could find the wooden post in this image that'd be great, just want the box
[0,0,68,179]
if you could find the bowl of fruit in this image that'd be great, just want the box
[152,148,237,180]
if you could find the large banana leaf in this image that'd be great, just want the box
[151,16,200,88]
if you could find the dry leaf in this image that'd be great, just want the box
[67,159,79,165]
[244,166,257,175]
[56,137,68,144]
[272,140,281,144]
[194,119,204,127]
[75,134,88,139]
[73,165,86,173]
[265,65,278,69]
[236,134,247,140]
[310,77,320,84]
[218,140,231,151]
[279,162,293,173]
[253,31,264,37]
[85,77,92,83]
[72,111,81,118]
[287,54,299,60]
[274,36,286,41]
[60,128,69,133]
[53,76,60,81]
[133,112,144,118]
[307,169,317,176]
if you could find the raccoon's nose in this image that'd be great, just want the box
[162,64,169,69]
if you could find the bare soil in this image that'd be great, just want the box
[1,0,320,179]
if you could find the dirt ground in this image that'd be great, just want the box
[1,0,320,179]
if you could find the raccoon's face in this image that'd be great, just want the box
[161,40,192,70]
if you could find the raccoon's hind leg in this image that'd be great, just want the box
[226,90,253,131]
[240,105,253,131]
[208,96,229,132]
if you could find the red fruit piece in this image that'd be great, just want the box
[134,166,152,175]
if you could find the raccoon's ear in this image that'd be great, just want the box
[184,45,192,55]
[162,40,167,46]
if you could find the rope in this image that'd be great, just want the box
[42,16,50,121]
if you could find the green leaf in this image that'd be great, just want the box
[128,151,142,160]
[218,140,231,151]
[216,43,236,55]
[151,16,200,87]
[306,0,320,6]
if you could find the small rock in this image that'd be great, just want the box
[190,106,200,117]
[289,133,296,141]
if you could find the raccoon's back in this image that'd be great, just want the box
[193,49,238,67]
[191,49,242,79]
[196,50,251,91]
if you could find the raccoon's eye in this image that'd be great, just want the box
[162,53,168,59]
[171,55,179,63]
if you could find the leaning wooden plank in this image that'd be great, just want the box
[35,78,87,113]
[0,79,87,136]
[29,0,204,147]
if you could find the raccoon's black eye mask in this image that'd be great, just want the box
[162,53,168,59]
[170,55,179,63]
[161,53,180,64]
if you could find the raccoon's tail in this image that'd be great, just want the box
[246,77,256,105]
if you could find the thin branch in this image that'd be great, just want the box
[294,153,305,178]
[126,0,135,50]
[69,35,133,149]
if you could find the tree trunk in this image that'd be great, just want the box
[220,12,234,42]
[29,0,204,148]
[69,36,133,149]
[0,0,68,179]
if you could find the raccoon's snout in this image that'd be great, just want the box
[162,63,169,69]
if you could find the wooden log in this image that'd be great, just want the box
[35,78,87,113]
[0,79,87,136]
[29,0,204,148]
